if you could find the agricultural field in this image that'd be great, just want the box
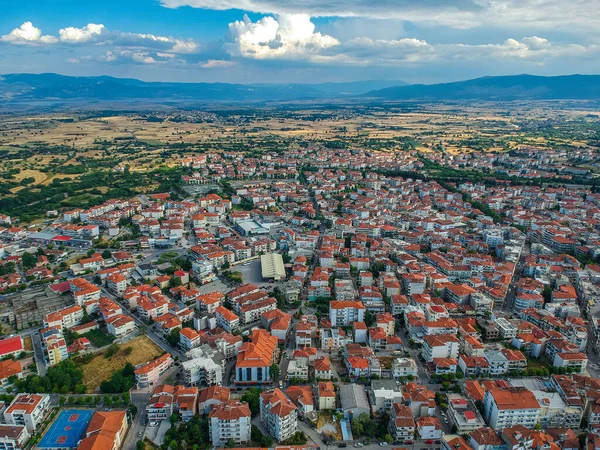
[80,335,163,391]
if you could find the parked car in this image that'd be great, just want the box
[426,440,433,444]
[379,443,389,447]
[338,444,347,448]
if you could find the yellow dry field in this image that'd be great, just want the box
[81,336,163,391]
[23,336,33,351]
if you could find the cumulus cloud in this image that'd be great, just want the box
[1,21,200,55]
[227,13,338,59]
[59,23,106,43]
[1,22,58,44]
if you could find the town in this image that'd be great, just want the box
[1,117,600,450]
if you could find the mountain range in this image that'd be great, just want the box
[0,73,404,103]
[1,73,600,104]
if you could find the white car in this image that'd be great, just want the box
[379,443,389,447]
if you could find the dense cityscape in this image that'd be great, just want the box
[2,122,600,450]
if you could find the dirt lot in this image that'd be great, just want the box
[81,335,163,391]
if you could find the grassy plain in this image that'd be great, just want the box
[81,335,163,391]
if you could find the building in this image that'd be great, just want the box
[0,336,24,360]
[3,394,51,432]
[181,347,224,386]
[235,330,278,384]
[422,334,460,363]
[389,403,416,441]
[318,382,336,411]
[392,358,418,379]
[78,410,128,450]
[209,401,252,446]
[0,359,23,385]
[260,389,298,442]
[483,387,541,431]
[0,424,29,450]
[339,383,370,420]
[134,354,173,389]
[105,314,136,337]
[329,301,365,327]
[371,380,404,414]
[43,305,84,331]
[198,386,231,415]
[446,395,486,433]
[261,253,286,280]
[146,385,199,423]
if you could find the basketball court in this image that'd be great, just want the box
[39,409,93,448]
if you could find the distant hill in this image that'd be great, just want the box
[0,73,406,103]
[365,74,600,101]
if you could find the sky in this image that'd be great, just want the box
[1,0,600,84]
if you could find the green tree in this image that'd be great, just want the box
[270,363,281,382]
[21,252,37,270]
[136,441,146,450]
[241,388,261,416]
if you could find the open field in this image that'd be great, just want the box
[81,335,163,391]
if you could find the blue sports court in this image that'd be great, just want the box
[39,409,93,448]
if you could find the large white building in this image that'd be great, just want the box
[209,401,251,446]
[483,387,541,431]
[329,301,366,327]
[260,389,298,442]
[421,334,460,363]
[3,393,51,432]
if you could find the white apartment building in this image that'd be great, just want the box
[209,401,251,446]
[329,301,365,326]
[260,389,298,442]
[483,388,541,431]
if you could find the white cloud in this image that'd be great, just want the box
[59,23,106,43]
[1,22,58,44]
[201,59,236,68]
[97,49,173,64]
[327,35,598,67]
[228,13,338,59]
[2,21,200,55]
[160,0,600,31]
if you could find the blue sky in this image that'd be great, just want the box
[1,0,599,84]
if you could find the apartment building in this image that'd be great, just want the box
[134,353,173,389]
[329,300,365,326]
[209,401,252,447]
[421,334,460,363]
[3,394,51,432]
[483,387,541,431]
[260,389,298,442]
[43,305,84,331]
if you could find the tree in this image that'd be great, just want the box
[102,250,112,260]
[136,441,146,450]
[270,363,281,382]
[225,439,236,448]
[365,310,376,327]
[384,434,393,444]
[241,388,262,416]
[166,328,181,347]
[170,413,180,425]
[21,252,37,270]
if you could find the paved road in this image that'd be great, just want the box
[31,332,47,376]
